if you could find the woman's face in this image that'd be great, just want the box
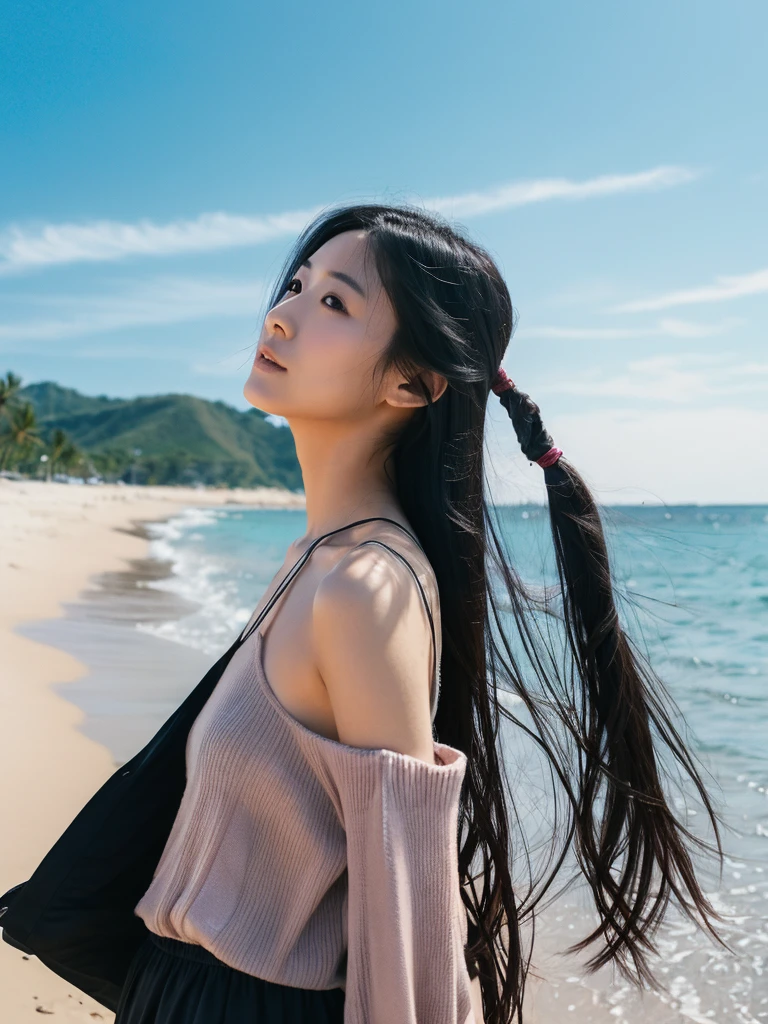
[243,229,400,422]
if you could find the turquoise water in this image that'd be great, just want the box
[138,503,768,1022]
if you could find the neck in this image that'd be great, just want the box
[287,416,404,543]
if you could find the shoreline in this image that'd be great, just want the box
[0,480,304,1022]
[19,516,216,770]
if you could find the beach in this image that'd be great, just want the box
[1,483,765,1022]
[0,480,304,1022]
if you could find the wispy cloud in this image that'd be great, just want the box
[536,353,768,403]
[608,266,768,313]
[515,316,744,341]
[0,165,700,275]
[0,276,267,342]
[424,164,699,219]
[0,211,321,276]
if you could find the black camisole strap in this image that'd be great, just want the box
[237,516,441,721]
[238,516,423,646]
[352,539,440,722]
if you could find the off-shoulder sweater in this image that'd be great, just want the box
[134,535,476,1024]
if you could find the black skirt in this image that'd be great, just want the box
[114,931,346,1024]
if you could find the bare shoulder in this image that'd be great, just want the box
[311,542,437,763]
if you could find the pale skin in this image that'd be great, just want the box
[243,228,484,1021]
[242,228,449,765]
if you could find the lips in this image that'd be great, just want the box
[257,346,287,370]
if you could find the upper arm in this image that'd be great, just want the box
[311,544,437,765]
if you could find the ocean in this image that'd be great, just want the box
[20,503,768,1023]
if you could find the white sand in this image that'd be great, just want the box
[0,481,304,1022]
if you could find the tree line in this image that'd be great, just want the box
[0,371,143,482]
[0,372,89,479]
[0,371,291,488]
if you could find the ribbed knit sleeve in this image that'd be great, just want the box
[318,739,476,1024]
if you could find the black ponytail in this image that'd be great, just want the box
[493,370,729,984]
[265,202,729,1022]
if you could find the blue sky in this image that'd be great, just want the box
[1,0,766,505]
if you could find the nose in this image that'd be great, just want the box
[264,303,295,340]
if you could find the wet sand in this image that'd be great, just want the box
[18,529,213,767]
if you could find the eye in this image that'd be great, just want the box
[284,277,347,314]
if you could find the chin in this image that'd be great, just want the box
[243,374,283,415]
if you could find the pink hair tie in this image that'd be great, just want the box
[491,366,515,395]
[537,447,563,468]
[492,366,565,468]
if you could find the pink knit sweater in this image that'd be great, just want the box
[133,628,475,1023]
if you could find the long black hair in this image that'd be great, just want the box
[261,202,726,1023]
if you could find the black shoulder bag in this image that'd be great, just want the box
[0,636,243,1012]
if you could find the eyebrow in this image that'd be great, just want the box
[301,258,366,299]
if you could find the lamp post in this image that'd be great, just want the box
[40,453,50,482]
[130,448,142,486]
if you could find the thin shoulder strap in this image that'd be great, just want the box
[237,516,441,723]
[353,539,442,725]
[237,516,423,647]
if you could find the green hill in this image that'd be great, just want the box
[19,381,303,490]
[19,381,124,420]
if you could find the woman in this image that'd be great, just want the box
[112,203,723,1023]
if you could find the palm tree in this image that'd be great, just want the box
[0,371,23,424]
[0,402,43,471]
[60,440,84,478]
[44,427,79,481]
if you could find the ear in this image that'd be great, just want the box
[385,368,448,410]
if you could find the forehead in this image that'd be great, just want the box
[307,230,374,281]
